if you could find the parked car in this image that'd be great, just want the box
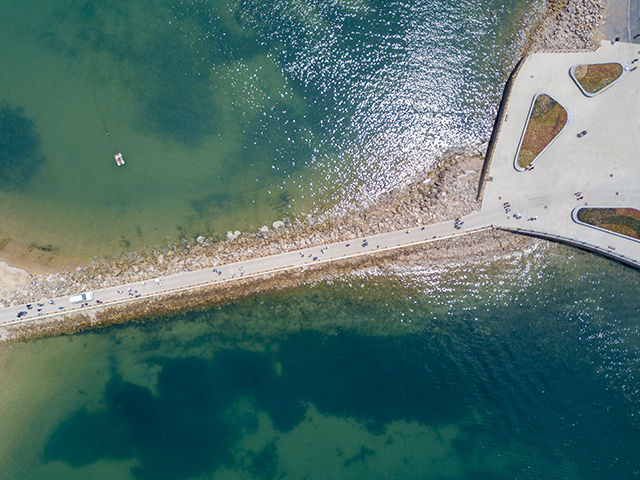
[69,292,94,304]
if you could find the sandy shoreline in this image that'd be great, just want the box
[0,261,28,291]
[0,0,610,341]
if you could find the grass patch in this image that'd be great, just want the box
[572,63,623,95]
[576,207,640,240]
[516,94,567,169]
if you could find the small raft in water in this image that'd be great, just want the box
[114,152,125,166]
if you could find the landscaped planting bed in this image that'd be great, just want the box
[575,207,640,240]
[571,62,623,95]
[515,93,567,169]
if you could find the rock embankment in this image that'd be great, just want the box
[528,0,606,51]
[1,224,538,343]
[0,150,492,308]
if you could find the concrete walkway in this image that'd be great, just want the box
[601,0,640,43]
[0,215,492,328]
[632,0,640,41]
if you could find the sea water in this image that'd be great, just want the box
[4,1,639,479]
[0,245,639,479]
[0,0,536,259]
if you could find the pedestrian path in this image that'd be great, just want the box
[0,214,492,328]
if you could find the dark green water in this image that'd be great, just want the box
[1,246,639,479]
[4,1,639,479]
[0,0,536,258]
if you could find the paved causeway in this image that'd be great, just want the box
[2,42,639,330]
[0,216,491,327]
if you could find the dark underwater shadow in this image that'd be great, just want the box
[0,102,46,190]
[42,331,475,479]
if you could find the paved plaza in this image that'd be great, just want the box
[481,41,640,267]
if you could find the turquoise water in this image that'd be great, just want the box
[0,0,537,259]
[1,246,639,479]
[5,2,637,480]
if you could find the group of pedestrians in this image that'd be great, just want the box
[504,202,527,220]
[117,287,140,298]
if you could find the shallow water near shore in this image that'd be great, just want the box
[0,0,538,262]
[1,246,639,479]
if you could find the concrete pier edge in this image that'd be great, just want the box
[477,55,528,202]
[497,226,640,269]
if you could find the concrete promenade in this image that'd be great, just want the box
[480,41,640,267]
[0,215,493,328]
[601,0,640,43]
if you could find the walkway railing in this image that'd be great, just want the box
[498,226,640,269]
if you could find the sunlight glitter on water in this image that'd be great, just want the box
[2,245,640,480]
[0,0,540,259]
[254,0,543,211]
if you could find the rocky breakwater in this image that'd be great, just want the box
[1,149,524,311]
[2,146,543,341]
[528,0,607,51]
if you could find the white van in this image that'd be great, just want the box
[69,292,94,303]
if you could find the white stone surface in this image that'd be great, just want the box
[481,41,640,266]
